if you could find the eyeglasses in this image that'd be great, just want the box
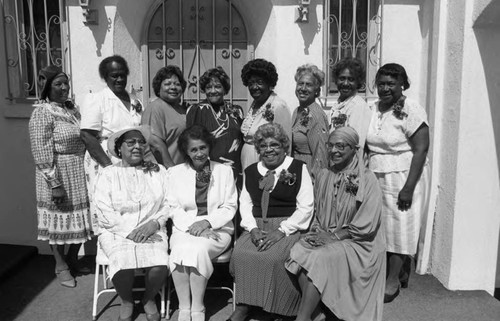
[326,142,349,151]
[258,142,282,151]
[123,139,147,147]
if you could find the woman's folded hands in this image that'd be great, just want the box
[250,228,285,252]
[127,220,162,243]
[188,220,220,240]
[303,228,338,247]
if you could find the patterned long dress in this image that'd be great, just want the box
[186,100,243,184]
[29,102,92,244]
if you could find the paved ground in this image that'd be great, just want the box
[0,255,499,321]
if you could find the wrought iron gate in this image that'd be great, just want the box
[146,0,249,105]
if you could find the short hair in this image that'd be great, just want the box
[151,65,187,97]
[199,67,231,94]
[294,64,325,88]
[375,63,410,90]
[98,55,130,80]
[332,57,366,89]
[177,125,216,160]
[241,59,279,88]
[253,123,290,154]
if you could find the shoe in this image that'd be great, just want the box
[55,268,76,288]
[146,312,160,321]
[68,259,92,275]
[228,305,250,321]
[117,317,133,321]
[384,286,400,303]
[191,310,205,321]
[178,309,191,321]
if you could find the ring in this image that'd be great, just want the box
[258,239,264,243]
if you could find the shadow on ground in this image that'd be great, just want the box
[1,254,499,321]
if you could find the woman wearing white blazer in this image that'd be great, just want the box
[166,125,238,321]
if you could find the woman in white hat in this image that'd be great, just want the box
[93,126,169,321]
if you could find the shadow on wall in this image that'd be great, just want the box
[296,2,321,55]
[473,1,500,289]
[74,0,110,57]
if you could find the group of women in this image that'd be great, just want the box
[29,54,430,321]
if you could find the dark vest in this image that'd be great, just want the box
[245,159,304,218]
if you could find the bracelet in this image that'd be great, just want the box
[333,232,341,240]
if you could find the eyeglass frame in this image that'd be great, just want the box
[325,142,351,151]
[123,138,147,147]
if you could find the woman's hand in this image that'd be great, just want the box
[397,186,414,211]
[200,229,221,241]
[304,230,337,247]
[188,220,211,237]
[257,229,285,252]
[52,186,67,204]
[250,228,265,247]
[127,220,160,243]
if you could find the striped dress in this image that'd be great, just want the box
[366,97,431,272]
[230,159,308,316]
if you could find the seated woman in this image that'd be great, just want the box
[166,125,237,321]
[286,127,386,321]
[229,123,314,321]
[94,126,169,321]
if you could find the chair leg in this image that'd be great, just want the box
[165,276,172,319]
[92,262,101,320]
[160,281,166,318]
[232,281,236,311]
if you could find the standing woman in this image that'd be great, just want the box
[186,67,243,185]
[29,66,92,288]
[240,59,292,170]
[80,55,143,228]
[366,63,430,302]
[291,64,329,176]
[329,58,371,151]
[141,65,189,168]
[166,125,237,321]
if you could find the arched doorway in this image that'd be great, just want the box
[145,0,249,105]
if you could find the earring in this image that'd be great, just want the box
[117,151,121,157]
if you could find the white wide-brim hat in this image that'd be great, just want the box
[107,125,152,159]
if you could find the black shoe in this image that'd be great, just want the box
[384,286,400,303]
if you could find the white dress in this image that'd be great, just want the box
[80,87,142,230]
[93,162,170,279]
[366,97,431,273]
[166,161,237,279]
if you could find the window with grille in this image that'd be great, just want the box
[324,0,383,99]
[2,0,67,101]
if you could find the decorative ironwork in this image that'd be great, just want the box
[147,0,249,105]
[2,0,66,99]
[324,0,383,98]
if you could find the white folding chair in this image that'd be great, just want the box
[92,242,167,320]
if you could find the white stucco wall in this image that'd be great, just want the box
[381,1,429,108]
[427,0,500,294]
[67,0,119,106]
